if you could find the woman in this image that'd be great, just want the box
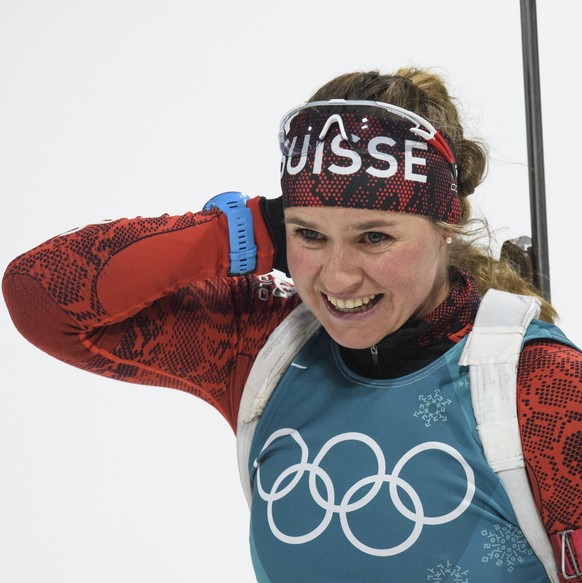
[3,69,581,582]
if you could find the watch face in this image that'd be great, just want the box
[203,191,248,212]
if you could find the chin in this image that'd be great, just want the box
[323,326,386,350]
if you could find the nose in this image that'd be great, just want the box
[319,243,363,295]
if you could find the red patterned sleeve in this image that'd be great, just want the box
[2,198,301,430]
[517,340,582,539]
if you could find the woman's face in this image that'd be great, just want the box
[285,206,451,349]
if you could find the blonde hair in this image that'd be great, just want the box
[309,68,556,322]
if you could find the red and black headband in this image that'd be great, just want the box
[279,100,460,224]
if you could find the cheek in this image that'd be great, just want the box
[286,241,316,287]
[378,245,442,289]
[286,239,301,276]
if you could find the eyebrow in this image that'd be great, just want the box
[285,216,398,231]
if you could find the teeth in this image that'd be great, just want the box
[326,294,376,311]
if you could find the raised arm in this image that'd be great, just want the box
[2,197,299,429]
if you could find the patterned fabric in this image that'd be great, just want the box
[420,268,479,346]
[518,340,582,540]
[2,200,300,428]
[280,108,460,223]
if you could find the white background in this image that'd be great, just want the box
[1,1,580,582]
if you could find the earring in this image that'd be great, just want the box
[445,236,453,245]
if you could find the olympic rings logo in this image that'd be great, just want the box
[254,429,475,556]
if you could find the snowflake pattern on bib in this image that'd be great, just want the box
[413,388,452,427]
[427,561,470,583]
[481,524,533,572]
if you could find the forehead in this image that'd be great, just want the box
[284,206,429,229]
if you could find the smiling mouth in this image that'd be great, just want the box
[325,294,383,313]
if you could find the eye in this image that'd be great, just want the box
[294,227,323,242]
[363,232,390,245]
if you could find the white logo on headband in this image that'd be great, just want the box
[281,133,429,183]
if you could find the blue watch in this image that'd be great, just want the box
[203,191,257,275]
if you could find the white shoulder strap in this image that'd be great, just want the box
[459,289,559,582]
[236,303,320,507]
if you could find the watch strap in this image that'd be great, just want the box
[203,191,257,275]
